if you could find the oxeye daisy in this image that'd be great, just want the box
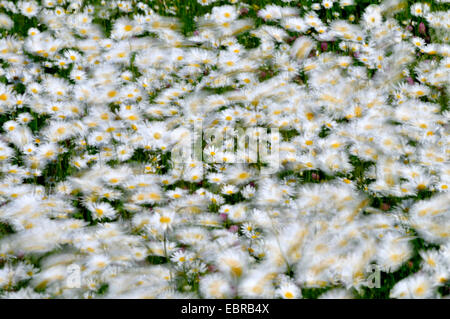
[363,5,382,28]
[340,0,354,7]
[376,236,414,272]
[238,268,277,298]
[87,202,117,220]
[291,37,315,60]
[199,274,232,298]
[0,13,13,30]
[166,188,187,200]
[115,144,134,161]
[225,166,253,185]
[86,255,111,274]
[218,52,240,71]
[70,69,87,82]
[322,0,333,10]
[36,142,59,162]
[282,17,307,33]
[241,222,259,239]
[277,279,301,299]
[221,184,238,196]
[419,249,442,272]
[111,18,137,39]
[217,249,248,279]
[0,0,445,300]
[390,273,435,299]
[207,172,224,184]
[63,49,81,64]
[410,3,427,17]
[3,120,19,133]
[170,249,191,266]
[212,5,238,24]
[241,184,256,199]
[311,3,321,10]
[151,210,176,231]
[88,131,109,146]
[19,1,40,18]
[319,288,353,299]
[227,204,248,223]
[258,5,282,21]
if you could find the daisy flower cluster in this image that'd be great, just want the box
[0,0,449,299]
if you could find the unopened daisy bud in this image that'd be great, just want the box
[240,8,249,15]
[207,265,217,272]
[418,22,426,35]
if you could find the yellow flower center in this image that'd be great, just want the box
[284,291,294,299]
[160,216,171,223]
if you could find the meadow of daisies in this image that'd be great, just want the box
[0,0,448,299]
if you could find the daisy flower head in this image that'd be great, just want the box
[87,202,117,220]
[197,0,217,6]
[390,272,436,299]
[225,165,253,185]
[0,13,13,30]
[212,5,238,24]
[227,203,248,223]
[241,184,256,199]
[322,0,334,10]
[85,255,111,275]
[170,249,193,266]
[199,274,232,298]
[311,3,321,11]
[291,37,315,60]
[258,5,283,21]
[363,5,383,29]
[276,278,302,299]
[217,248,248,279]
[18,1,40,18]
[150,210,176,232]
[340,0,354,7]
[111,18,137,39]
[410,3,430,17]
[238,267,277,298]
